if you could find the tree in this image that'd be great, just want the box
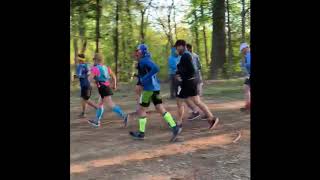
[200,1,209,66]
[226,0,233,69]
[211,0,226,79]
[95,0,101,53]
[114,0,120,80]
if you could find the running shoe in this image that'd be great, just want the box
[187,112,201,121]
[129,131,145,140]
[170,125,182,142]
[87,119,100,128]
[208,116,219,130]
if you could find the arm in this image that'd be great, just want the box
[109,68,117,90]
[168,57,177,72]
[141,61,160,84]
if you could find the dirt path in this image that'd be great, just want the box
[70,84,250,180]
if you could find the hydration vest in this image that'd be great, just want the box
[93,64,111,85]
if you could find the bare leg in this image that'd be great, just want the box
[188,96,214,119]
[185,99,200,113]
[175,98,185,125]
[244,84,250,108]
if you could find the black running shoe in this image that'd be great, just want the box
[187,112,201,121]
[129,131,145,140]
[88,119,100,128]
[170,125,181,142]
[208,117,219,130]
[123,114,129,127]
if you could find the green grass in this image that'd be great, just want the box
[70,78,244,102]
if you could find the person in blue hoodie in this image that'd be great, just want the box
[168,47,180,99]
[129,44,181,142]
[239,43,251,112]
[75,54,98,118]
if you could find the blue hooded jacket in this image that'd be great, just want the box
[240,51,251,76]
[137,44,161,91]
[168,47,180,75]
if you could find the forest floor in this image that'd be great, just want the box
[70,79,250,180]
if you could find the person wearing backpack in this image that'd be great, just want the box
[76,54,98,118]
[87,53,129,128]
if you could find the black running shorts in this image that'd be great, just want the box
[80,86,92,100]
[176,79,198,99]
[98,85,113,98]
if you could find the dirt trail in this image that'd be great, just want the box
[70,89,250,180]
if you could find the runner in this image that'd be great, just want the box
[239,43,251,112]
[129,44,181,142]
[87,53,129,128]
[174,40,219,129]
[75,54,98,118]
[168,47,180,99]
[186,44,203,96]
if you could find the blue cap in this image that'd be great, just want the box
[136,44,148,55]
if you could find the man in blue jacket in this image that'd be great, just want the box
[168,47,180,99]
[129,44,181,142]
[240,43,251,112]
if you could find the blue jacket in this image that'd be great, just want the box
[138,55,161,91]
[168,47,180,75]
[241,51,251,76]
[76,63,90,87]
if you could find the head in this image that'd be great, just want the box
[186,43,192,53]
[78,54,85,64]
[93,53,104,65]
[240,43,250,55]
[135,44,149,60]
[174,39,187,55]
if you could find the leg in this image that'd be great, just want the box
[169,74,175,99]
[185,98,201,121]
[175,98,185,125]
[129,91,153,139]
[189,96,213,119]
[105,96,127,120]
[189,95,219,129]
[244,84,250,108]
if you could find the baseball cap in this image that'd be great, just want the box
[240,43,249,52]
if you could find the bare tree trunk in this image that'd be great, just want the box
[211,0,226,79]
[78,3,87,54]
[241,0,246,43]
[200,3,209,66]
[95,0,101,53]
[192,11,200,55]
[114,1,120,80]
[167,1,174,46]
[226,0,233,65]
[73,38,79,72]
[173,0,178,40]
[140,10,145,43]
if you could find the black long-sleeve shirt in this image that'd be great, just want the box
[176,51,196,81]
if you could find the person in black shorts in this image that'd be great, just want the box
[174,40,219,130]
[75,54,98,118]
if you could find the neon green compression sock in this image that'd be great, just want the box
[138,117,147,133]
[163,112,176,128]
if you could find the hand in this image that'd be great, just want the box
[175,74,182,82]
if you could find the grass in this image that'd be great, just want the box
[70,78,244,102]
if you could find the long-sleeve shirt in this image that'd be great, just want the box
[137,55,161,91]
[241,51,251,76]
[176,50,196,81]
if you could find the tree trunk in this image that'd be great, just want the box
[241,0,246,43]
[73,38,79,72]
[192,11,200,55]
[167,3,174,47]
[173,0,178,40]
[78,3,87,54]
[200,3,209,66]
[226,0,233,66]
[140,10,145,43]
[95,0,101,53]
[211,0,226,79]
[114,1,120,80]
